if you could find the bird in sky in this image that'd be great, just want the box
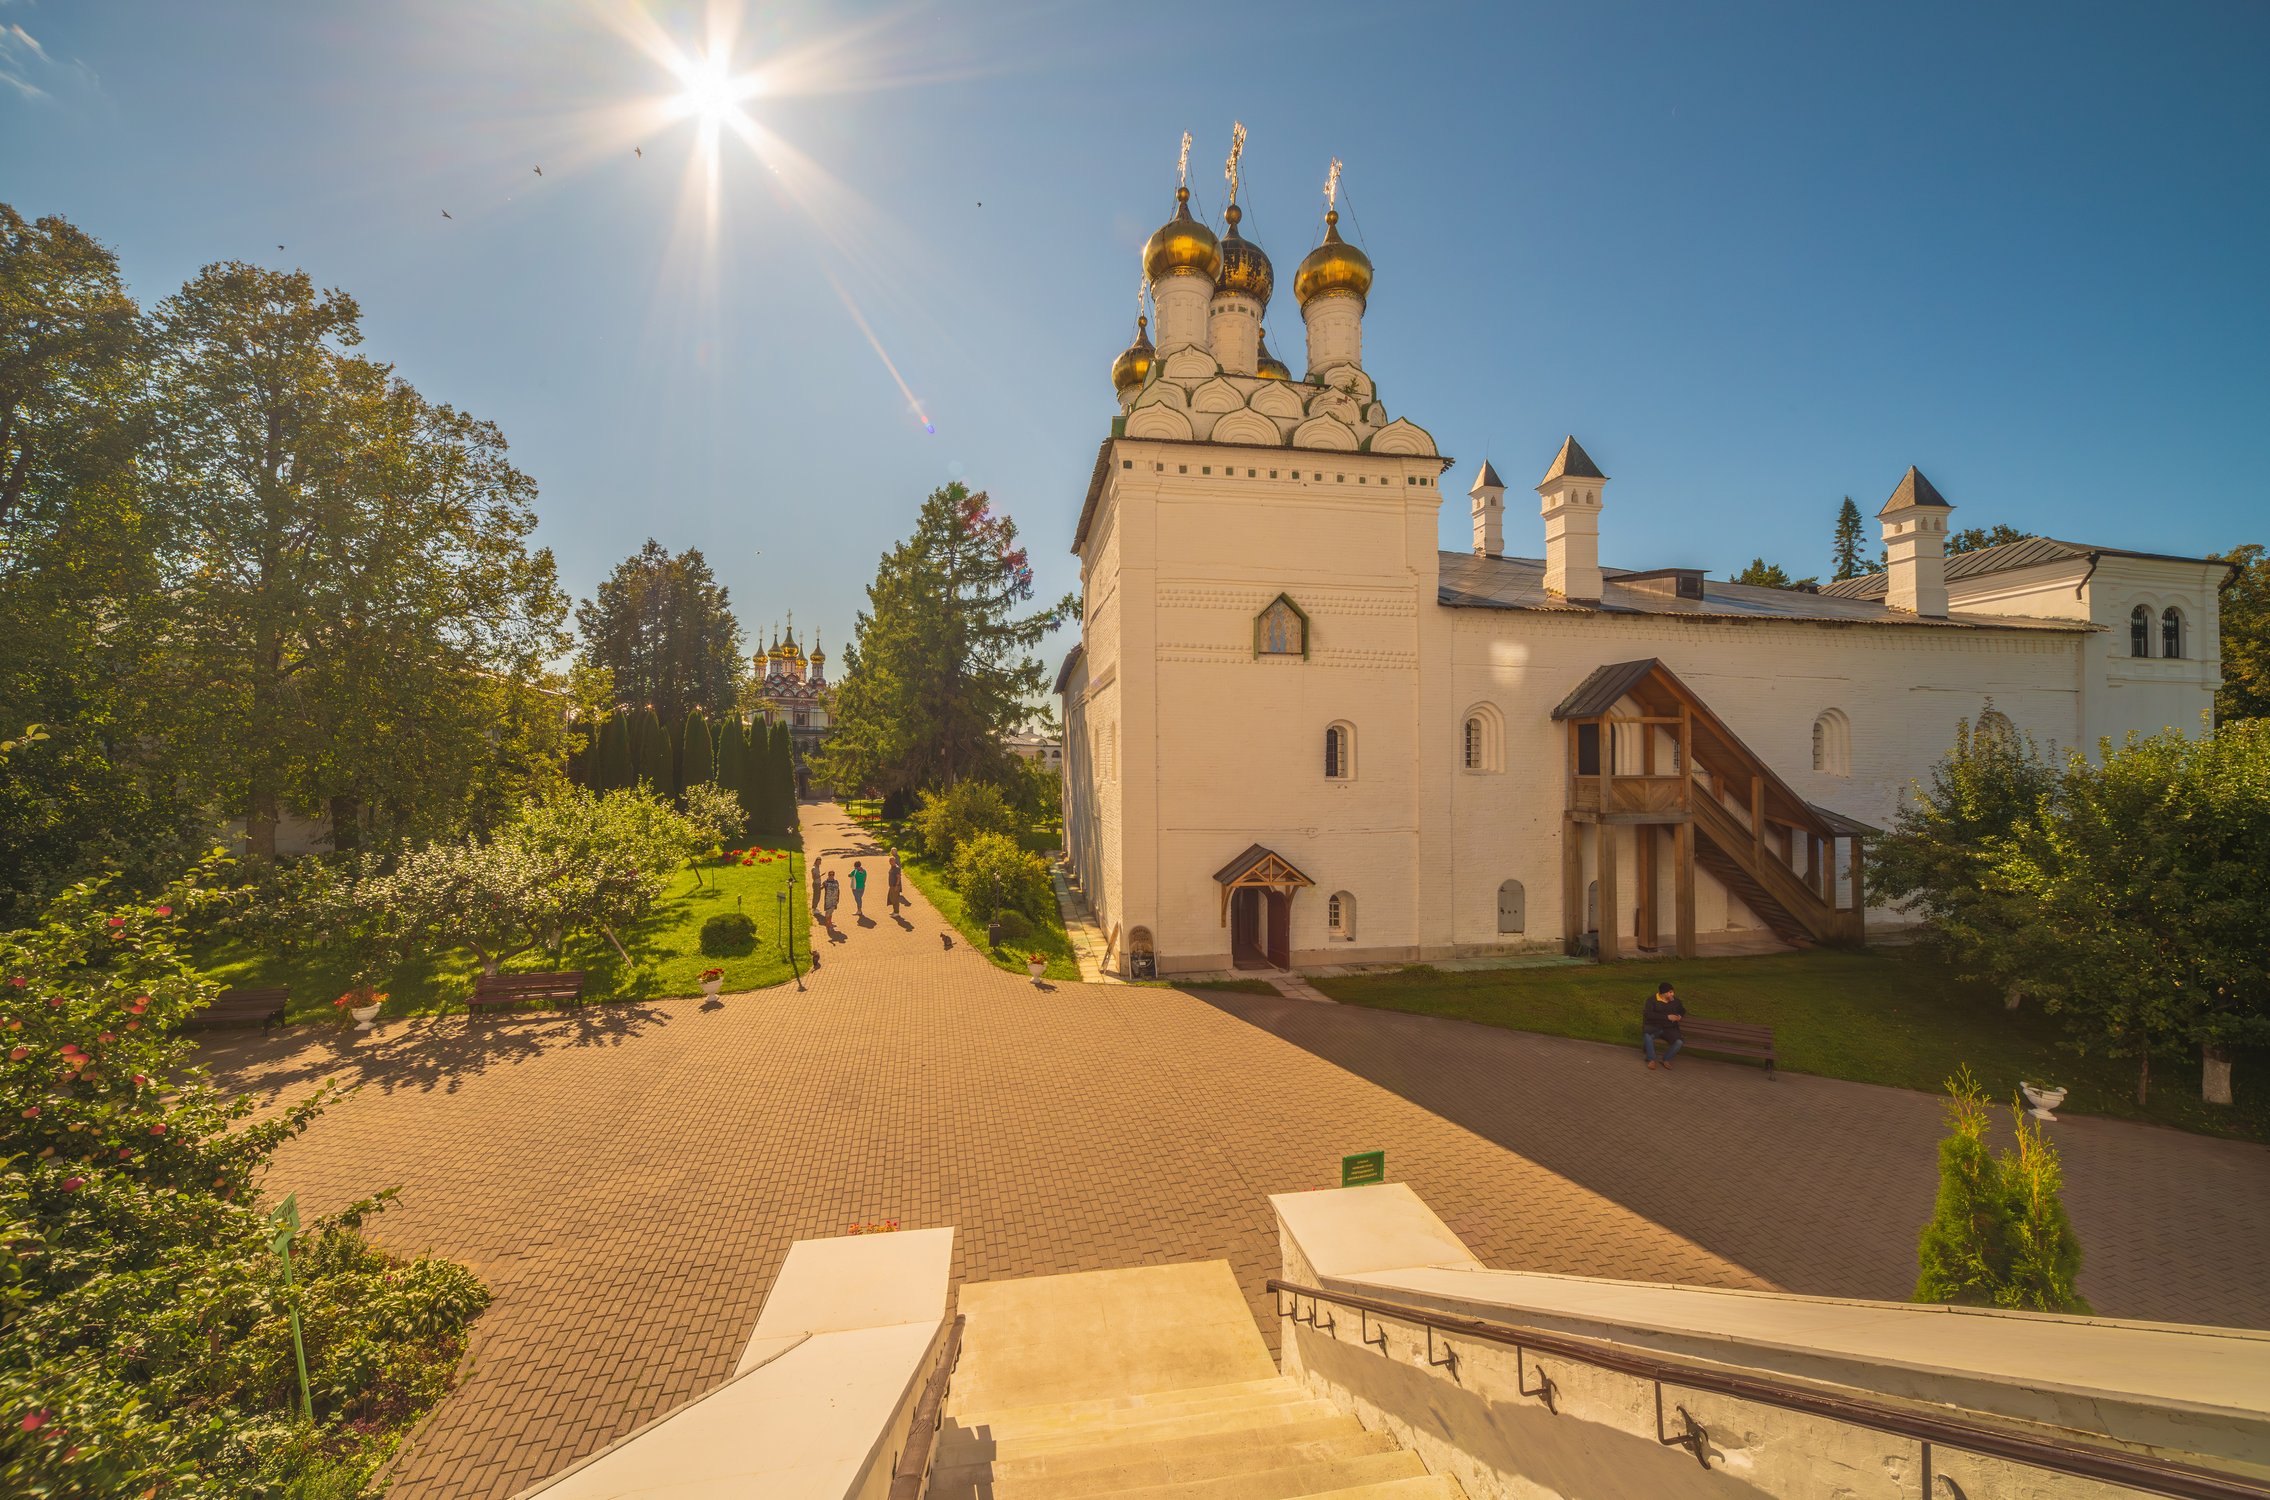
[441,210,452,219]
[634,146,643,158]
[276,243,284,250]
[532,165,543,176]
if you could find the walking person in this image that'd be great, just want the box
[850,859,867,918]
[886,853,905,917]
[809,860,824,918]
[822,868,842,933]
[1642,981,1686,1070]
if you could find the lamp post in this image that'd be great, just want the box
[783,849,804,990]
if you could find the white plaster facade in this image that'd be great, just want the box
[1060,181,2229,976]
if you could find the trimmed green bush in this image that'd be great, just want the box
[698,911,757,956]
[990,908,1032,945]
[951,831,1053,924]
[912,782,1017,865]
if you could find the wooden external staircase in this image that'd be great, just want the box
[1553,659,1871,960]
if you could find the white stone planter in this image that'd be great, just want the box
[701,977,725,998]
[1026,960,1047,983]
[349,1003,381,1032]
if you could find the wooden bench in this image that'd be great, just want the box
[1676,1018,1777,1076]
[468,970,585,1016]
[185,986,288,1031]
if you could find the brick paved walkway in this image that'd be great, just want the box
[197,802,2270,1500]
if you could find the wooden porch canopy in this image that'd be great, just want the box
[1213,844,1313,925]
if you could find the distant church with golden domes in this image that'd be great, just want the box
[1057,131,2229,979]
[750,619,833,796]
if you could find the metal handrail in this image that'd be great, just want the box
[886,1312,965,1500]
[1266,1278,2270,1500]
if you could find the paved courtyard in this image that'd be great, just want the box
[199,802,2270,1500]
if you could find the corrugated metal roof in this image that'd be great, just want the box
[1540,436,1605,484]
[1818,536,2227,601]
[1438,552,2091,631]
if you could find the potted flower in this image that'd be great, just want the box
[335,988,386,1032]
[699,966,725,998]
[1026,952,1047,984]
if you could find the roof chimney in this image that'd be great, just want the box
[1468,459,1506,557]
[1879,466,1953,616]
[1537,436,1606,601]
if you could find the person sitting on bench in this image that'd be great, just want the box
[1642,982,1686,1070]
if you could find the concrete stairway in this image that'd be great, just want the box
[925,1261,1460,1500]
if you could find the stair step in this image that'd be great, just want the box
[926,1423,1400,1494]
[952,1377,1308,1436]
[1299,1480,1464,1500]
[935,1402,1354,1464]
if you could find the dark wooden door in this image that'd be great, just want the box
[1231,888,1266,968]
[1265,889,1291,968]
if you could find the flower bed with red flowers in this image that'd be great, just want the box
[2,861,488,1498]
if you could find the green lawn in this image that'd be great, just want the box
[843,800,1082,981]
[1313,948,2269,1143]
[201,840,812,1023]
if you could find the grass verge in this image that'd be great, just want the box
[201,839,812,1023]
[843,800,1081,981]
[1312,948,2268,1142]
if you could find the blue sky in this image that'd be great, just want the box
[6,0,2266,663]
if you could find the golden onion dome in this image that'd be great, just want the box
[1111,314,1155,395]
[1293,209,1373,308]
[1255,327,1291,380]
[1142,186,1221,283]
[1213,203,1272,305]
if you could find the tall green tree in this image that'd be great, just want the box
[1733,557,1814,590]
[1830,496,1866,582]
[0,206,200,913]
[1947,523,2033,555]
[1871,713,2062,1011]
[818,483,1071,799]
[574,540,743,727]
[147,262,567,860]
[2212,544,2268,723]
[770,720,797,831]
[680,707,714,792]
[596,711,633,791]
[631,708,671,795]
[1987,723,2270,1105]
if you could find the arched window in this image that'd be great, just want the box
[1324,722,1354,780]
[2161,607,2184,660]
[1497,879,1526,934]
[1461,703,1503,772]
[1327,891,1355,941]
[1811,709,1851,777]
[2130,604,2151,658]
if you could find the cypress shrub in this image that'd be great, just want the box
[771,721,796,830]
[714,716,746,831]
[681,708,714,793]
[746,716,776,831]
[1914,1067,2089,1313]
[597,712,633,791]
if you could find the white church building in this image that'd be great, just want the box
[1055,166,2230,978]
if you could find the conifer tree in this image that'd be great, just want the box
[1831,496,1866,581]
[714,715,746,831]
[596,711,633,791]
[680,707,714,793]
[771,721,796,831]
[1915,1068,2088,1313]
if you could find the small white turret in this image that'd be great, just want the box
[1879,467,1953,616]
[1469,459,1506,557]
[1537,437,1606,601]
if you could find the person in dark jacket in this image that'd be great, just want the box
[1642,982,1686,1070]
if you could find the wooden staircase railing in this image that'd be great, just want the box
[1690,791,1852,946]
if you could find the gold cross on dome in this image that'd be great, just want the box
[1224,121,1247,206]
[1324,157,1342,211]
[1177,131,1191,189]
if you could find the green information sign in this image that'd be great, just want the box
[1340,1150,1385,1188]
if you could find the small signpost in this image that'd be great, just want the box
[1340,1150,1386,1188]
[268,1194,315,1421]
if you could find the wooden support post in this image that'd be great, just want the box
[1597,822,1620,962]
[1674,819,1697,959]
[1562,814,1585,954]
[1850,836,1867,945]
[1636,825,1659,950]
[1750,778,1765,863]
[1598,714,1614,814]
